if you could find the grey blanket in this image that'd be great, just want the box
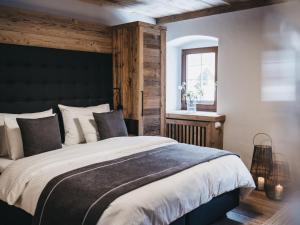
[32,143,236,225]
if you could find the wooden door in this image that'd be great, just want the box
[112,22,166,136]
[141,28,166,136]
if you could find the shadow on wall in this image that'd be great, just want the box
[166,35,219,111]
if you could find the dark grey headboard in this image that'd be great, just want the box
[0,43,113,140]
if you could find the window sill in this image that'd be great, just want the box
[166,110,225,122]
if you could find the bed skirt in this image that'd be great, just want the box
[0,188,239,225]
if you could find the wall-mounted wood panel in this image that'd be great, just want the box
[112,24,141,120]
[0,6,112,53]
[143,29,162,136]
[112,22,166,136]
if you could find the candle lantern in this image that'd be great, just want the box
[265,160,290,201]
[250,133,273,191]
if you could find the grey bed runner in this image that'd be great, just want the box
[32,143,236,225]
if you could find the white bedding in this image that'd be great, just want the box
[0,136,255,225]
[0,157,13,173]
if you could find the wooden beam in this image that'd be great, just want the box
[156,0,291,24]
[0,5,112,53]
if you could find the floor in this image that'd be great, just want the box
[212,190,288,225]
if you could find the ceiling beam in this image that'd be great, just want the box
[156,0,291,24]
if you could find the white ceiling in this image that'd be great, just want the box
[87,0,226,18]
[0,0,233,26]
[0,0,279,26]
[0,0,156,26]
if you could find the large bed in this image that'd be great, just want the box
[0,136,254,225]
[0,43,255,225]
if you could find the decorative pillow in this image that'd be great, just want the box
[78,116,99,143]
[58,104,110,145]
[16,115,62,157]
[1,109,53,159]
[93,111,128,140]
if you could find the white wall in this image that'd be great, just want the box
[166,46,180,111]
[165,1,300,177]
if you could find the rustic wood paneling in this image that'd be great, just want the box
[0,6,112,53]
[143,33,161,49]
[160,29,166,136]
[143,115,161,135]
[112,24,141,120]
[143,29,162,135]
[112,22,166,136]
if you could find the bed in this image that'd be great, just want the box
[0,43,255,225]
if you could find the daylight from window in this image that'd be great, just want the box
[186,52,216,105]
[166,35,219,111]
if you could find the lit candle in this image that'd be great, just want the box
[275,184,284,200]
[257,177,265,190]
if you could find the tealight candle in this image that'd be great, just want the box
[275,184,284,200]
[257,177,265,190]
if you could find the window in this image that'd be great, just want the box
[181,47,218,112]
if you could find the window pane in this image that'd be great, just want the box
[186,52,216,105]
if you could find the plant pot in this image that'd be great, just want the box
[187,100,196,112]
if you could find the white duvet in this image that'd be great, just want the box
[0,136,255,225]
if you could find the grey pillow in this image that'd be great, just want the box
[93,111,128,140]
[17,115,62,157]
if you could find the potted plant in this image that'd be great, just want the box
[178,82,203,112]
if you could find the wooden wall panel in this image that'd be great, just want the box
[0,6,112,53]
[112,22,166,136]
[160,29,166,136]
[143,115,161,135]
[142,30,162,136]
[112,25,141,120]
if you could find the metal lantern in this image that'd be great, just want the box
[250,133,273,191]
[265,160,290,201]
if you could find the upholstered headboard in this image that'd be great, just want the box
[0,43,113,140]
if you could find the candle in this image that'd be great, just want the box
[257,177,265,190]
[275,184,284,200]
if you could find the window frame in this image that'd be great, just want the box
[181,46,218,112]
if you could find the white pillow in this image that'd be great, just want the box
[0,157,13,173]
[1,109,53,160]
[78,116,99,143]
[58,104,110,145]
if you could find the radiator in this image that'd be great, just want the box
[166,119,209,146]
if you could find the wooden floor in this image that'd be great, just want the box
[212,191,287,225]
